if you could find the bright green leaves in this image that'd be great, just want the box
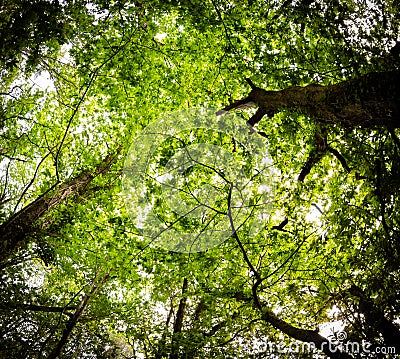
[123,108,276,253]
[1,1,400,358]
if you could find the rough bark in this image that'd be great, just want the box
[0,146,121,265]
[218,70,400,128]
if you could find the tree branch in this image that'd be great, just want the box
[0,145,122,264]
[348,285,400,351]
[327,146,350,172]
[217,71,400,128]
[46,271,110,359]
[233,290,353,359]
[170,278,189,359]
[1,303,75,318]
[388,128,400,150]
[272,217,289,231]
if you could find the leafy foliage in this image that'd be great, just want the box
[1,1,400,358]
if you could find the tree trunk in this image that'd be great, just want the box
[218,71,400,128]
[0,146,121,264]
[349,285,400,351]
[169,278,188,359]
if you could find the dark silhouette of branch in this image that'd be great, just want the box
[155,299,174,359]
[388,128,400,150]
[227,183,261,281]
[375,159,391,240]
[327,146,350,172]
[245,77,257,90]
[1,303,75,318]
[272,217,289,231]
[47,271,110,359]
[298,152,325,181]
[232,290,353,359]
[349,285,400,351]
[170,278,189,359]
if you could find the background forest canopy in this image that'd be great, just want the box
[1,0,400,358]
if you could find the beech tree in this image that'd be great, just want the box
[1,1,400,358]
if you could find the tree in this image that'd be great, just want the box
[218,71,400,128]
[1,0,400,358]
[0,147,122,266]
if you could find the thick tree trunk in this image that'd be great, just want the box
[218,70,400,128]
[0,147,121,264]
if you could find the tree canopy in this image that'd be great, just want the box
[1,1,400,358]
